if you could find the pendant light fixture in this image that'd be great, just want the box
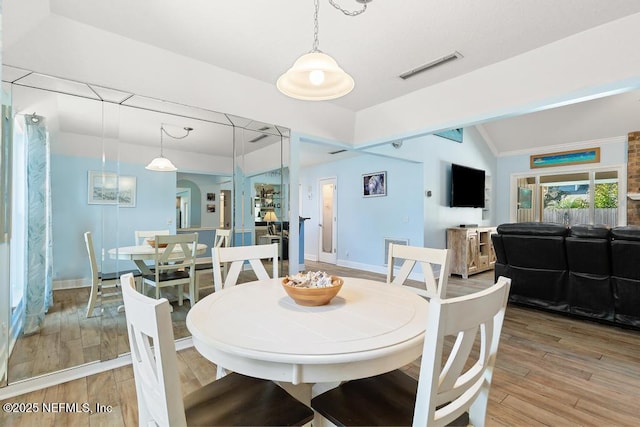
[146,124,193,172]
[277,0,372,101]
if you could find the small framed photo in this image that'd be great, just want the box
[207,204,216,213]
[207,192,215,201]
[88,171,136,207]
[363,171,386,197]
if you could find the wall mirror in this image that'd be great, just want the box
[0,66,288,386]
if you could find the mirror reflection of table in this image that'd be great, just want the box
[108,243,208,274]
[187,277,429,403]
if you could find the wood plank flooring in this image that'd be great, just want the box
[2,262,640,426]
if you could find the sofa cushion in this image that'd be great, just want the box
[611,226,640,241]
[611,240,640,280]
[501,235,567,270]
[570,224,611,239]
[497,222,568,237]
[565,237,610,274]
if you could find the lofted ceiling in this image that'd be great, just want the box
[3,1,640,156]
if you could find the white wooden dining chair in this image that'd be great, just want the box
[84,231,140,317]
[212,243,278,292]
[120,273,314,427]
[142,233,198,306]
[134,229,170,246]
[192,228,232,302]
[387,243,452,299]
[311,276,511,427]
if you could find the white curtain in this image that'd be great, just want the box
[22,115,53,334]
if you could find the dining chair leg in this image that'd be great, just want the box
[216,365,229,380]
[86,283,99,317]
[189,280,197,304]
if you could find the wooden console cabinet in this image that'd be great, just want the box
[446,226,497,278]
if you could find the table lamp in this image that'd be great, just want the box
[264,211,278,234]
[264,211,278,223]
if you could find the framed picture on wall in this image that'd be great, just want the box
[88,171,136,207]
[363,171,386,197]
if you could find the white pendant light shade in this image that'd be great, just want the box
[145,156,177,172]
[277,51,354,101]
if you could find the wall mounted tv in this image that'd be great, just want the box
[450,163,485,208]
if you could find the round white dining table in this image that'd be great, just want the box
[108,243,208,274]
[187,277,429,397]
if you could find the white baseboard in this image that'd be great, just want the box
[337,259,387,275]
[304,253,319,262]
[53,278,89,290]
[337,259,425,282]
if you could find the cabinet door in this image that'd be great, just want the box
[466,232,478,272]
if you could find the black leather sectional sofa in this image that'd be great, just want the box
[492,222,640,329]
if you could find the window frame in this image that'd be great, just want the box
[509,163,627,226]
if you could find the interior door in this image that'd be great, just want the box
[319,177,337,264]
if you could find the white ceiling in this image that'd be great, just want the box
[3,1,640,156]
[43,0,640,112]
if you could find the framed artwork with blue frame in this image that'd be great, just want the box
[530,148,600,169]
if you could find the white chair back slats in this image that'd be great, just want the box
[386,243,451,299]
[212,243,278,292]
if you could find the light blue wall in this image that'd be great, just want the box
[494,140,627,225]
[51,154,176,282]
[298,126,497,274]
[418,127,497,248]
[300,153,424,270]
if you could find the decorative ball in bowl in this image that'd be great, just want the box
[146,239,169,248]
[282,272,343,306]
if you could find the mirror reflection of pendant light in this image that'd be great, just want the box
[146,124,193,172]
[277,0,372,101]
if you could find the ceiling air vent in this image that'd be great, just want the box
[399,51,463,80]
[249,134,269,143]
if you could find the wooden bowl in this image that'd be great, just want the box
[282,276,343,306]
[147,239,168,248]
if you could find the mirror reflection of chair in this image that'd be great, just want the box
[311,276,511,427]
[192,228,231,303]
[120,273,314,427]
[212,243,278,292]
[134,229,170,246]
[83,231,141,317]
[142,233,198,306]
[387,243,451,299]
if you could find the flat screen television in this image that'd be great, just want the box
[450,163,485,208]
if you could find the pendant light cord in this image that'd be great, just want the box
[312,0,320,52]
[328,0,368,16]
[313,0,370,52]
[160,126,166,157]
[161,125,192,140]
[160,125,193,157]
